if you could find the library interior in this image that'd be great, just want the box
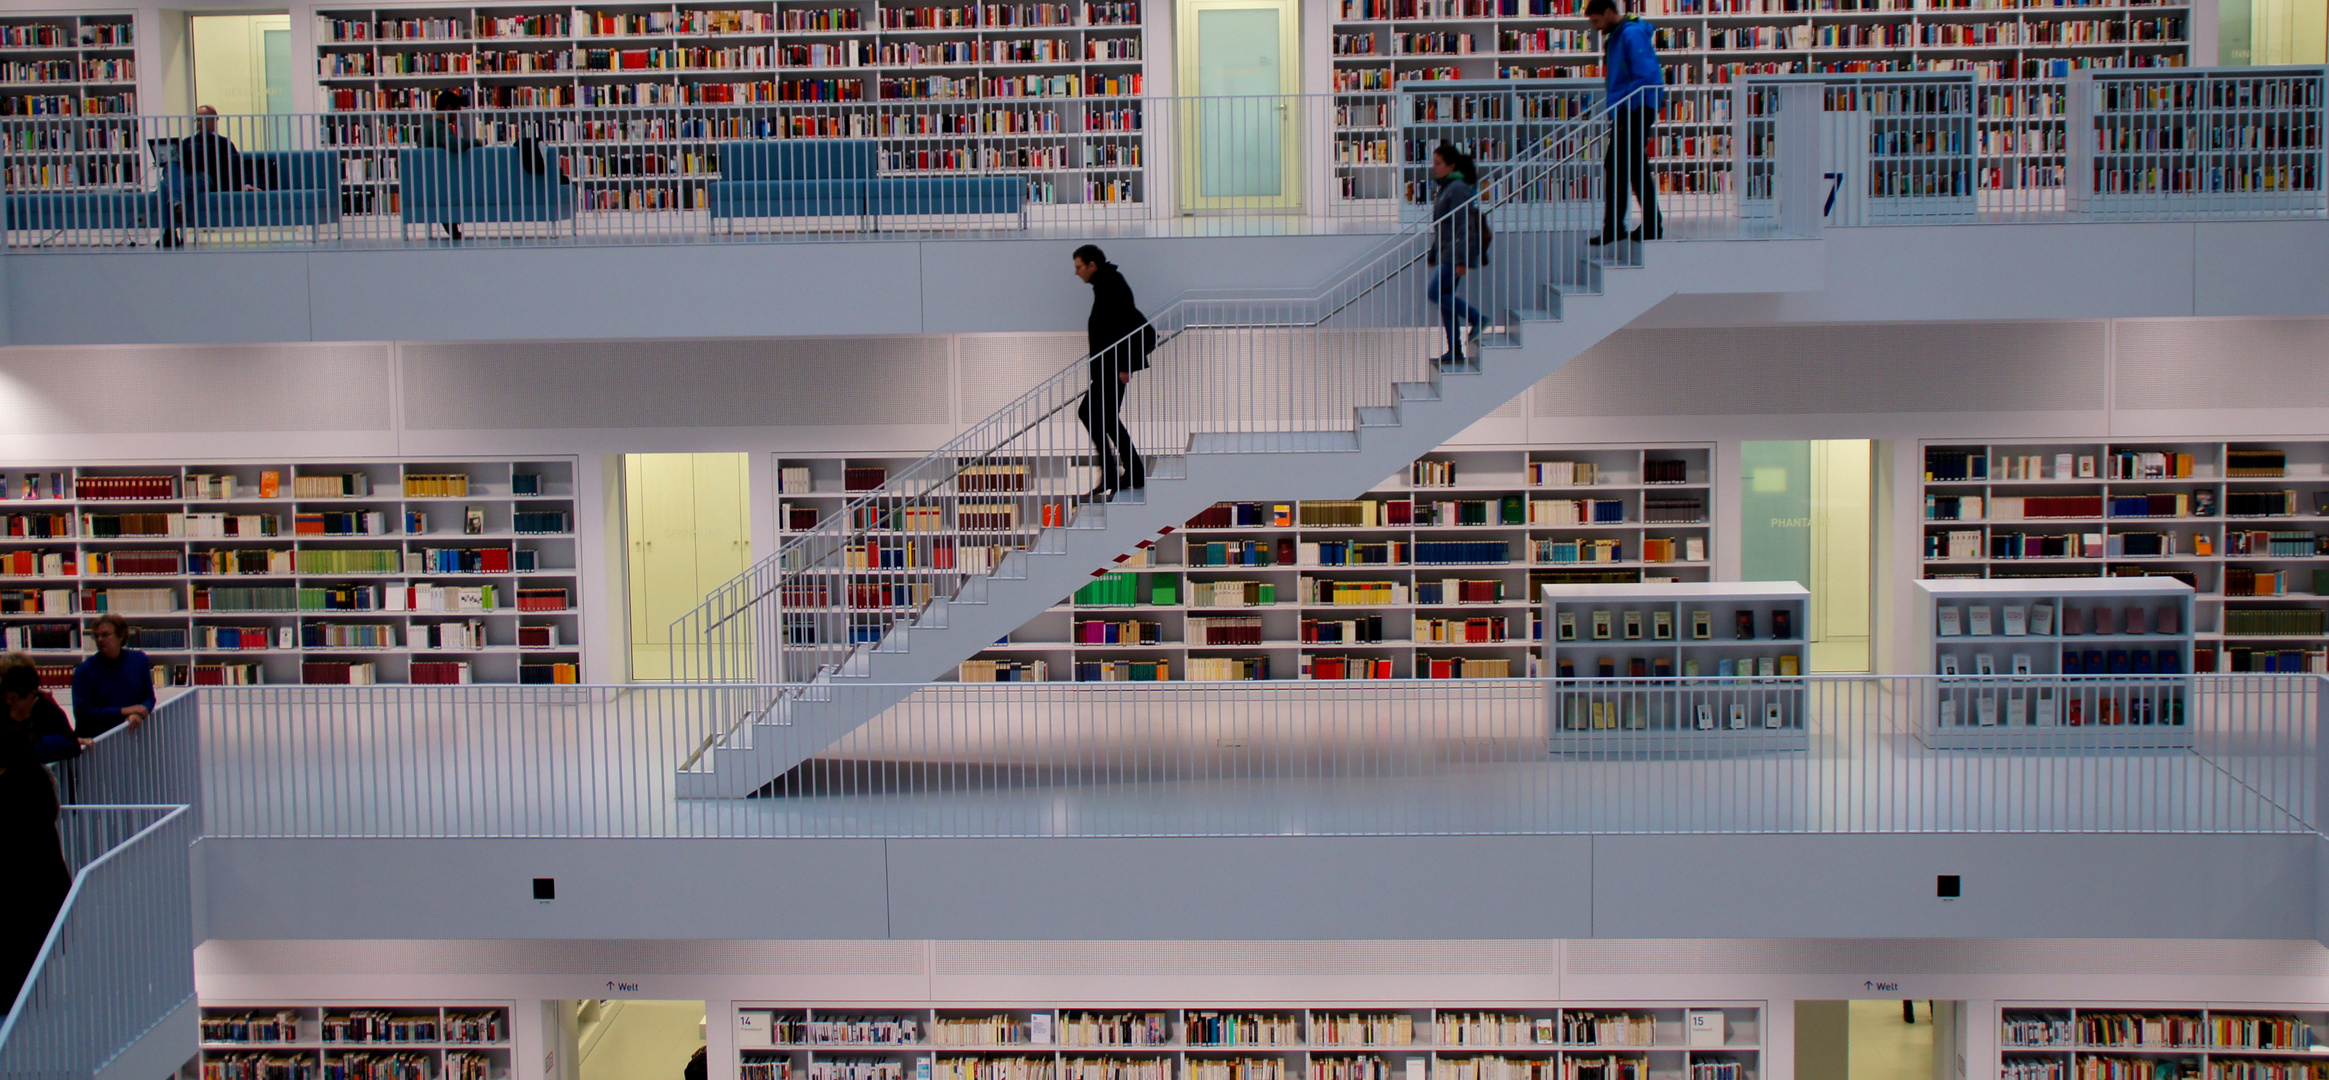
[6,0,2329,1078]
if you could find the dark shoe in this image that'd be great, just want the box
[1085,485,1114,501]
[443,222,463,240]
[156,230,183,249]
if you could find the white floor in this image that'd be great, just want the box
[1849,1000,1936,1080]
[190,679,2319,839]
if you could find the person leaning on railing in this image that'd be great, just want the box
[0,661,74,1012]
[1586,0,1665,245]
[1,653,78,765]
[70,614,153,740]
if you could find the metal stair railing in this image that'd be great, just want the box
[671,89,1668,705]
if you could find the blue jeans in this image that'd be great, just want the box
[1426,261,1482,359]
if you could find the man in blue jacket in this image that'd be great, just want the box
[1587,0,1664,244]
[71,613,154,738]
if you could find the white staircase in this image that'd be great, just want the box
[674,229,1823,798]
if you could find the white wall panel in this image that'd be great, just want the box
[0,341,390,433]
[2115,317,2329,410]
[1533,322,2106,418]
[956,333,1086,417]
[400,336,950,431]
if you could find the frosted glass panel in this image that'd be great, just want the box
[1741,440,1873,673]
[262,29,292,114]
[1195,6,1283,198]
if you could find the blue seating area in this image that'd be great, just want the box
[167,149,341,232]
[4,148,341,244]
[397,145,576,237]
[708,139,1025,231]
[5,188,161,239]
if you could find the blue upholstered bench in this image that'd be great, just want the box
[4,189,163,241]
[708,139,876,230]
[707,139,1026,231]
[867,174,1025,228]
[398,146,576,237]
[166,150,343,237]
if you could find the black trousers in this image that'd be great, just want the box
[1603,104,1662,240]
[1078,374,1143,490]
[0,837,70,1013]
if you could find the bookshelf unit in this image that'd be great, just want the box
[2065,66,2327,214]
[1997,1004,2329,1080]
[1912,578,2195,750]
[776,445,1715,682]
[1736,72,1976,223]
[1393,78,1733,222]
[1921,440,2329,673]
[199,1002,515,1080]
[312,0,1148,212]
[1540,581,1809,753]
[0,458,582,686]
[1329,0,2190,211]
[734,1004,1765,1080]
[0,11,140,196]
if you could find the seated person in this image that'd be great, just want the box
[419,87,479,239]
[71,614,154,739]
[160,105,262,247]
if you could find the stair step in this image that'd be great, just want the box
[1188,430,1361,454]
[1355,405,1401,428]
[1507,307,1560,330]
[1147,455,1189,480]
[1393,381,1440,403]
[1546,267,1601,297]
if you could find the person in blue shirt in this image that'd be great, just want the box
[71,614,154,739]
[1587,0,1665,245]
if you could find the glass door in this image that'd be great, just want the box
[1176,0,1301,212]
[1740,440,1874,673]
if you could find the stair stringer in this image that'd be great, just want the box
[675,236,1826,798]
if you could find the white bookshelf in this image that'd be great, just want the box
[313,0,1149,211]
[734,1004,1765,1080]
[1392,78,1732,222]
[1736,72,1977,223]
[0,458,582,686]
[199,1001,515,1080]
[2066,66,2327,215]
[1329,0,2191,210]
[1996,1003,2329,1080]
[774,445,1716,683]
[0,11,136,115]
[1540,580,1808,753]
[0,11,140,195]
[1921,439,2329,674]
[1912,577,2194,750]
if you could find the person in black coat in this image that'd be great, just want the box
[1073,244,1155,499]
[0,663,73,1012]
[159,105,262,249]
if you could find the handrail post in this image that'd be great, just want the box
[1774,82,1824,238]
